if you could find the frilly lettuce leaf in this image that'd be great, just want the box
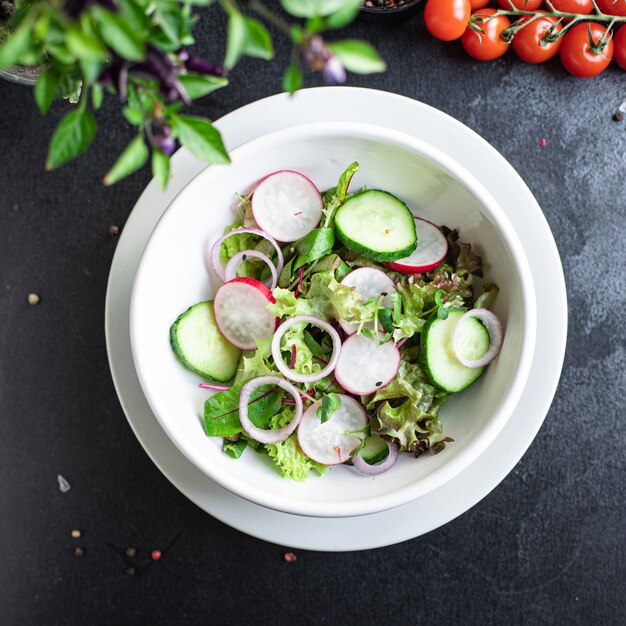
[233,337,276,383]
[367,361,448,454]
[279,322,324,380]
[265,432,327,482]
[268,271,376,324]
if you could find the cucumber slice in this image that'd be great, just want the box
[334,190,417,262]
[359,435,390,465]
[170,301,241,382]
[422,308,485,393]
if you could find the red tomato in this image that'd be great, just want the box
[462,8,512,60]
[496,0,543,10]
[594,0,626,16]
[424,0,472,41]
[560,22,614,77]
[512,13,563,63]
[614,26,626,70]
[549,0,593,13]
[469,0,490,8]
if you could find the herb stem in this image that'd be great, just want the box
[248,0,295,37]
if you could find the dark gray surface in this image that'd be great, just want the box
[0,7,624,626]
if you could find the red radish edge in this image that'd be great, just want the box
[213,277,278,350]
[384,217,448,274]
[251,170,323,243]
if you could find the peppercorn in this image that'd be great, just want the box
[74,547,85,557]
[27,293,40,305]
[151,549,162,561]
[283,551,297,562]
[70,529,81,539]
[125,547,137,558]
[613,111,624,122]
[108,224,120,236]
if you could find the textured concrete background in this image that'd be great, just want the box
[0,6,624,625]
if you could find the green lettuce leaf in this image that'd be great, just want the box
[367,361,448,453]
[321,161,359,228]
[239,337,276,380]
[268,271,376,324]
[279,322,324,380]
[222,437,247,459]
[265,433,327,481]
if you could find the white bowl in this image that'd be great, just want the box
[130,122,536,518]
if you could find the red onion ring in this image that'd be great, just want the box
[198,384,230,391]
[452,308,504,369]
[210,228,284,282]
[239,376,303,444]
[271,315,341,384]
[352,441,399,475]
[224,249,278,290]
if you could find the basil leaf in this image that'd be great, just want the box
[0,14,33,69]
[45,106,97,170]
[327,40,386,74]
[281,0,349,17]
[34,67,59,114]
[178,74,228,99]
[171,115,230,164]
[224,9,248,69]
[94,7,145,61]
[244,18,274,60]
[91,83,104,110]
[294,227,335,270]
[151,149,170,192]
[317,393,341,424]
[222,438,247,459]
[103,135,149,185]
[66,27,107,61]
[326,0,361,28]
[282,63,303,94]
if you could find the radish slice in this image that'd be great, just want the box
[297,395,368,465]
[239,376,303,444]
[452,308,504,369]
[334,332,400,395]
[210,228,284,282]
[251,171,323,242]
[213,277,278,350]
[224,250,278,290]
[384,218,447,274]
[339,267,396,335]
[352,441,399,475]
[271,315,341,384]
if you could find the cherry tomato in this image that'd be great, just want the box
[560,22,614,77]
[469,0,490,8]
[614,25,626,70]
[512,13,563,63]
[424,0,472,41]
[462,8,512,60]
[595,0,626,16]
[496,0,543,10]
[548,0,593,13]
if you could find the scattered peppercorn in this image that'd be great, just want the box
[74,547,85,557]
[71,529,81,539]
[375,381,383,387]
[125,547,137,558]
[126,567,136,576]
[108,224,120,236]
[151,549,162,561]
[27,293,40,305]
[283,551,297,562]
[613,111,624,122]
[539,138,547,147]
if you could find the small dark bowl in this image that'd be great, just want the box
[359,0,424,21]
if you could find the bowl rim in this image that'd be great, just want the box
[130,121,537,518]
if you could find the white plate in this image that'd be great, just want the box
[105,87,567,550]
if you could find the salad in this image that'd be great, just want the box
[169,163,504,481]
